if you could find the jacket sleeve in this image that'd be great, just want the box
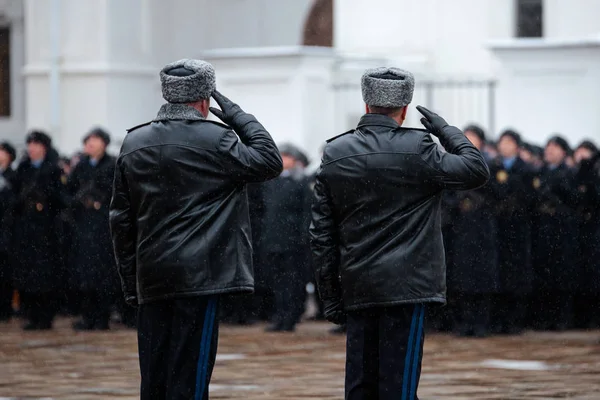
[309,169,342,301]
[218,113,283,183]
[419,126,490,190]
[109,158,137,297]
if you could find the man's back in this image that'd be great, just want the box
[313,113,489,311]
[111,103,283,305]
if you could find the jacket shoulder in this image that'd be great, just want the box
[396,127,429,134]
[126,121,152,133]
[199,119,232,131]
[326,129,355,144]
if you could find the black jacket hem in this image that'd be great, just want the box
[345,296,446,311]
[138,285,254,305]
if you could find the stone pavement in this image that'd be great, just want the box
[0,318,599,399]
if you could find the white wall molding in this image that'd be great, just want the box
[201,46,335,59]
[22,63,158,76]
[488,36,600,51]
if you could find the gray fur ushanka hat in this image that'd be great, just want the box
[361,67,415,108]
[160,59,216,103]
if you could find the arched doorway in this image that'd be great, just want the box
[302,0,333,47]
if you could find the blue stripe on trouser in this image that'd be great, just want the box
[401,305,420,400]
[409,305,425,399]
[195,298,217,400]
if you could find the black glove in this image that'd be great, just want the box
[416,105,449,137]
[124,294,138,308]
[209,90,245,127]
[322,297,346,325]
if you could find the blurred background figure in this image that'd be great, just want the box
[445,125,499,338]
[66,127,117,331]
[488,130,535,334]
[483,140,498,160]
[573,141,600,329]
[531,136,578,331]
[11,131,66,330]
[0,142,17,322]
[262,143,312,332]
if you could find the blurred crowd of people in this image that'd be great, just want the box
[0,124,599,337]
[0,129,134,331]
[437,127,600,337]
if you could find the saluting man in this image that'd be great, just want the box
[310,67,489,400]
[110,59,282,399]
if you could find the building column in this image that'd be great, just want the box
[23,0,175,155]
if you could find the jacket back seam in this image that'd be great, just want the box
[118,142,223,159]
[323,151,420,166]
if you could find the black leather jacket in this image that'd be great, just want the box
[110,103,283,304]
[309,114,489,311]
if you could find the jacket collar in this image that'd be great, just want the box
[356,113,401,130]
[154,103,206,122]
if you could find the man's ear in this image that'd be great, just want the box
[365,104,370,114]
[200,98,211,118]
[400,106,408,121]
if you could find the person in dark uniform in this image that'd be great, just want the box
[488,130,536,334]
[0,142,17,321]
[445,125,499,337]
[12,131,66,330]
[247,181,271,321]
[56,154,81,317]
[262,143,312,332]
[521,143,544,170]
[310,67,489,400]
[572,141,600,328]
[531,136,579,331]
[67,128,117,331]
[110,59,282,399]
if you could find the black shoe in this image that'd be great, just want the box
[94,321,110,331]
[37,322,53,330]
[502,325,524,335]
[122,320,137,329]
[265,322,284,332]
[23,322,39,331]
[473,328,490,338]
[552,323,570,332]
[330,325,347,335]
[279,324,296,332]
[24,321,52,331]
[73,320,95,331]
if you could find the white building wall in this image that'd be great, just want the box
[490,39,600,146]
[14,0,600,155]
[202,47,337,164]
[334,0,514,77]
[545,0,600,39]
[21,0,315,156]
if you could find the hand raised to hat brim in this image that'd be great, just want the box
[416,105,449,137]
[209,90,244,126]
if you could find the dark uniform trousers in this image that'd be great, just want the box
[269,252,306,330]
[455,293,492,337]
[20,292,57,328]
[80,290,112,329]
[138,296,219,400]
[0,258,12,320]
[346,304,426,400]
